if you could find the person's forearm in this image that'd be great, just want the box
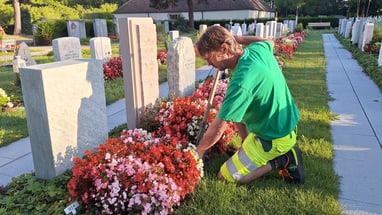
[234,35,274,47]
[196,118,227,157]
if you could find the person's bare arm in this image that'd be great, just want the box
[236,122,249,140]
[196,118,227,158]
[234,35,274,47]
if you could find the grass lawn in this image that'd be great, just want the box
[0,31,344,214]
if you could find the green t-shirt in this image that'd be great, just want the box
[218,41,299,140]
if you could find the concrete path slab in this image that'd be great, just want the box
[324,33,382,215]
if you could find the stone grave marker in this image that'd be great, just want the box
[164,20,169,33]
[378,42,382,66]
[231,25,242,36]
[169,30,179,41]
[266,21,277,39]
[264,25,270,39]
[276,22,283,38]
[255,23,264,38]
[15,42,37,66]
[12,56,26,74]
[93,18,108,37]
[118,17,159,129]
[67,20,87,39]
[167,37,195,98]
[199,24,207,35]
[248,23,255,34]
[344,21,353,38]
[360,22,374,51]
[241,23,247,35]
[19,59,108,179]
[90,37,112,61]
[351,19,361,45]
[52,37,82,61]
[288,20,296,33]
[340,19,348,36]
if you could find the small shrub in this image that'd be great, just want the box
[0,88,10,107]
[103,56,123,81]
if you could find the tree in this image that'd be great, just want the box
[13,0,21,35]
[150,0,206,30]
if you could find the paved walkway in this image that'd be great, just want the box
[1,34,382,214]
[324,34,382,215]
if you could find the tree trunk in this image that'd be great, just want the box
[187,0,194,29]
[13,0,22,35]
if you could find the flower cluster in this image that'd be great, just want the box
[274,31,307,67]
[157,50,167,65]
[68,129,203,214]
[103,56,123,81]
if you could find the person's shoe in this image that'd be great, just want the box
[278,146,305,184]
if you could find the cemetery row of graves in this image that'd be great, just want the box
[1,15,381,213]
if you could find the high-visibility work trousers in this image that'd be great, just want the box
[220,130,297,182]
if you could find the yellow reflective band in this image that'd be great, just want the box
[220,163,235,182]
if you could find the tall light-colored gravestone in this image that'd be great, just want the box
[167,37,195,98]
[164,20,170,33]
[340,19,348,36]
[248,23,255,34]
[276,22,283,38]
[255,23,264,38]
[351,19,361,45]
[19,59,108,179]
[378,41,382,66]
[169,30,179,41]
[52,37,82,61]
[231,25,242,36]
[344,21,353,38]
[264,25,270,39]
[199,24,207,34]
[288,20,295,33]
[360,22,374,51]
[241,23,247,35]
[94,18,108,37]
[67,20,87,39]
[90,37,112,61]
[118,17,159,129]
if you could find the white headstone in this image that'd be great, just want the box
[340,19,348,36]
[52,37,82,61]
[241,23,247,35]
[248,23,255,34]
[288,20,296,33]
[19,59,108,179]
[93,18,108,37]
[12,56,26,74]
[255,23,264,38]
[264,25,270,39]
[164,20,169,33]
[167,37,196,97]
[361,23,374,51]
[67,20,87,39]
[231,25,242,36]
[351,19,361,45]
[276,22,283,38]
[118,17,159,129]
[344,21,353,38]
[378,41,382,66]
[169,30,179,41]
[199,24,207,35]
[90,37,112,61]
[266,21,277,39]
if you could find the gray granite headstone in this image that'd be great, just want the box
[52,37,82,61]
[93,18,108,37]
[351,19,361,45]
[378,41,382,66]
[15,42,37,66]
[67,20,87,39]
[167,37,195,97]
[19,59,108,179]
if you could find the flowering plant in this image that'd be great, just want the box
[157,50,167,65]
[68,129,203,214]
[103,56,123,81]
